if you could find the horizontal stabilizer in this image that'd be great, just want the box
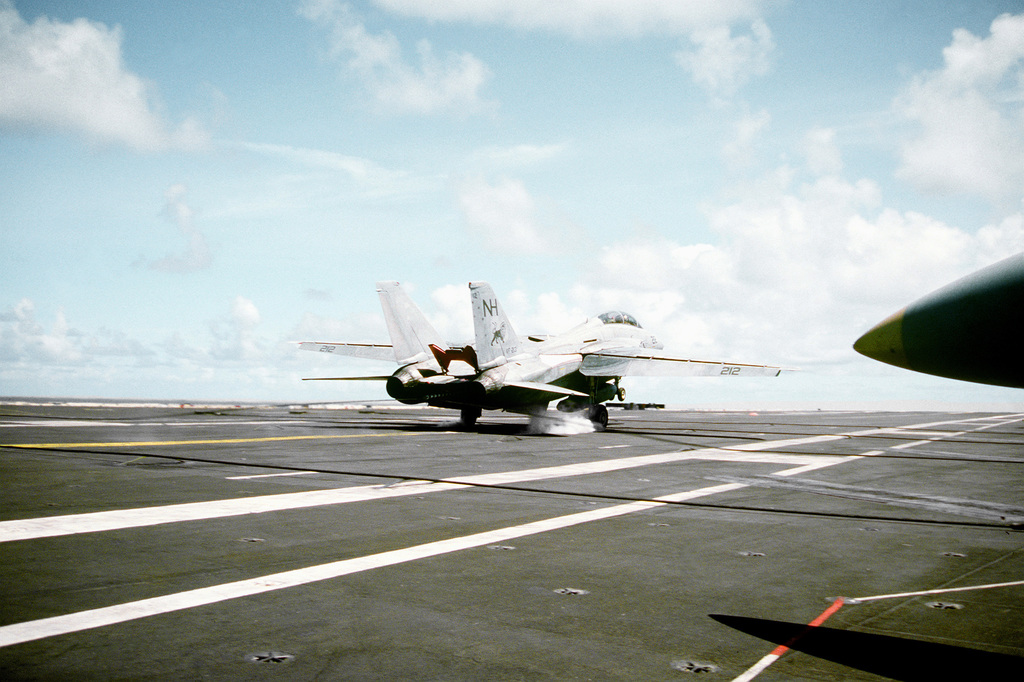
[504,380,588,398]
[581,349,788,377]
[711,475,1024,526]
[297,342,395,362]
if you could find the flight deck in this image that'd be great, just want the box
[1,402,1022,680]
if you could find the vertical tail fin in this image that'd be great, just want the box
[470,282,521,368]
[376,281,444,366]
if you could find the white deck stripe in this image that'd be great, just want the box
[0,463,815,649]
[0,481,470,543]
[0,448,850,544]
[732,653,781,682]
[723,414,1024,681]
[4,413,1013,544]
[848,579,1024,604]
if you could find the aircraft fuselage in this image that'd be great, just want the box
[386,318,659,411]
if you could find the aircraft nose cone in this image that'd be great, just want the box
[853,308,908,370]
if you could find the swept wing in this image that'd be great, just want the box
[504,381,588,398]
[297,342,394,362]
[580,347,787,377]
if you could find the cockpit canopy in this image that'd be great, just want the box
[597,311,641,328]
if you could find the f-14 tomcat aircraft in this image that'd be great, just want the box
[300,282,787,429]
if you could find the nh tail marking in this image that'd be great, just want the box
[470,282,521,368]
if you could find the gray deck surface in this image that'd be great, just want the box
[2,402,1022,680]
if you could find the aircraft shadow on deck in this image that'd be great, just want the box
[318,417,563,437]
[710,613,1024,681]
[361,419,775,445]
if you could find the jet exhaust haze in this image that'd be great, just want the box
[527,410,596,436]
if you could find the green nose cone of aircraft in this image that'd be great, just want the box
[853,253,1024,389]
[853,308,908,369]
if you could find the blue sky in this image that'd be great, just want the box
[2,0,1023,408]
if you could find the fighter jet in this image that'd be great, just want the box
[300,282,788,429]
[854,252,1024,388]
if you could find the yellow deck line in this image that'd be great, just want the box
[1,432,417,449]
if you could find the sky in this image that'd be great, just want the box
[2,0,1024,409]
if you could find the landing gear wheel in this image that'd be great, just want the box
[460,406,481,429]
[587,403,608,431]
[616,387,626,401]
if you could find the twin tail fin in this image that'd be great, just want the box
[469,281,522,369]
[376,281,444,366]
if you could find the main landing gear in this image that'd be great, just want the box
[460,406,481,428]
[555,398,609,430]
[586,403,609,431]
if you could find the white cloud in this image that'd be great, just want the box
[598,239,725,293]
[141,184,213,274]
[529,291,586,334]
[456,176,550,253]
[0,295,267,372]
[84,327,153,359]
[428,283,474,342]
[304,289,334,302]
[228,140,421,198]
[172,296,267,363]
[373,0,770,37]
[224,296,262,360]
[301,0,492,115]
[896,13,1024,200]
[676,19,774,97]
[803,127,843,176]
[0,1,206,150]
[0,286,395,401]
[0,299,81,363]
[231,296,261,329]
[233,141,394,179]
[472,142,569,168]
[289,310,384,344]
[723,108,770,166]
[580,155,1023,368]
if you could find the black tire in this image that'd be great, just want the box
[588,404,608,430]
[460,406,481,428]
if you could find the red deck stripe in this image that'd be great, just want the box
[767,597,845,657]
